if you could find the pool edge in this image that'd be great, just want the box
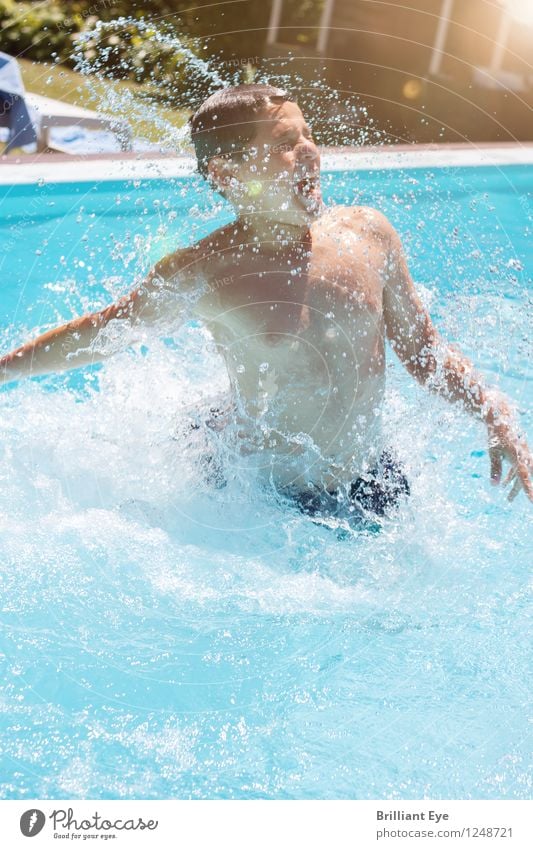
[0,142,532,185]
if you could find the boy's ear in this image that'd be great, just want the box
[207,156,242,194]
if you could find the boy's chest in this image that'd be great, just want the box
[197,233,385,338]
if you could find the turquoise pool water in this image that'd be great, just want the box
[0,165,531,799]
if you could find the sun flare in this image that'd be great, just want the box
[502,0,533,26]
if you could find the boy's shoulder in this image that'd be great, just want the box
[321,204,394,238]
[153,223,234,285]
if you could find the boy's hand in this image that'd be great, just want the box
[488,417,533,502]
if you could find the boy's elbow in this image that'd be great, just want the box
[92,290,137,327]
[404,355,435,385]
[390,337,437,384]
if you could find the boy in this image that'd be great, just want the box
[2,84,531,517]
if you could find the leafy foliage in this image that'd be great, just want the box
[1,2,77,62]
[1,0,324,109]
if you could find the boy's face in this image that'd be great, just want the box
[210,100,322,227]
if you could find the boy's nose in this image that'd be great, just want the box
[295,140,320,164]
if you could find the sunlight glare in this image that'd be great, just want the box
[502,0,533,26]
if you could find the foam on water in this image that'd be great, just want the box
[0,282,530,798]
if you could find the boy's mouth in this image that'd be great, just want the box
[293,174,322,214]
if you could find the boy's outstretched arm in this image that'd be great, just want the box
[380,214,533,502]
[0,251,191,385]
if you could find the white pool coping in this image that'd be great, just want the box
[0,145,532,185]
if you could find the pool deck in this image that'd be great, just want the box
[0,143,532,184]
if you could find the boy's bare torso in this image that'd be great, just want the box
[157,205,391,489]
[2,89,530,502]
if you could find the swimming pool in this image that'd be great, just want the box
[0,155,531,799]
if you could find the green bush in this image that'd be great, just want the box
[0,0,15,18]
[0,0,278,108]
[1,1,77,63]
[0,0,15,21]
[71,18,217,106]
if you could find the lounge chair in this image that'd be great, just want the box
[25,91,132,152]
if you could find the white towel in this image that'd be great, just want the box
[0,51,26,97]
[0,53,38,150]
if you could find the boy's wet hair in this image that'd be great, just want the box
[189,84,293,177]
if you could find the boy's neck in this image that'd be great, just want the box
[236,214,312,248]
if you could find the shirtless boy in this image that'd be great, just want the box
[1,84,531,519]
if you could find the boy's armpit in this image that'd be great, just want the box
[128,247,207,326]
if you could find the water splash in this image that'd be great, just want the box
[68,17,383,154]
[71,17,232,152]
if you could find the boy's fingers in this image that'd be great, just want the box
[508,477,521,501]
[507,465,533,502]
[503,466,516,486]
[518,464,533,502]
[489,445,502,484]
